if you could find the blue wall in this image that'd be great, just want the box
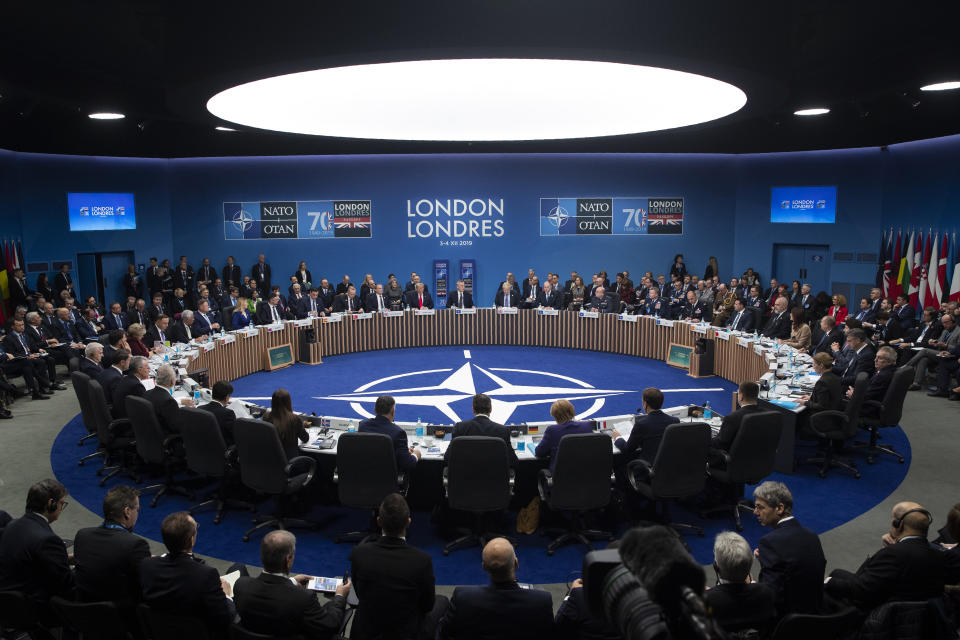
[3,135,960,305]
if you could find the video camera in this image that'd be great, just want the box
[584,525,726,640]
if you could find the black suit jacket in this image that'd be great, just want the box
[145,386,182,433]
[99,366,124,404]
[762,311,792,339]
[140,552,236,636]
[810,327,843,355]
[536,289,561,309]
[588,293,619,313]
[679,300,713,322]
[349,536,436,640]
[332,294,363,313]
[711,403,763,451]
[167,321,193,344]
[726,308,755,332]
[825,537,947,611]
[104,312,129,332]
[358,415,417,471]
[251,262,271,292]
[79,357,104,382]
[702,582,776,635]
[835,344,876,387]
[437,582,555,640]
[365,292,391,313]
[553,585,620,640]
[446,415,518,467]
[200,401,237,445]
[0,512,74,601]
[864,365,895,403]
[446,290,475,309]
[494,289,518,308]
[222,264,242,288]
[112,375,146,419]
[405,290,434,309]
[614,410,680,464]
[126,308,148,328]
[235,573,345,639]
[54,271,73,294]
[74,524,151,607]
[806,370,842,413]
[757,518,826,616]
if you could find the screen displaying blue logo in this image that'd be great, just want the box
[770,186,837,223]
[67,193,136,231]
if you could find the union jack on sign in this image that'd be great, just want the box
[335,217,371,229]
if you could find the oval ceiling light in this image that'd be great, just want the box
[920,81,960,92]
[793,107,830,116]
[207,58,747,141]
[215,126,237,131]
[88,112,125,120]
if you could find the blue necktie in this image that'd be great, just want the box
[19,334,29,353]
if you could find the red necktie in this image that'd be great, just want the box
[419,294,423,309]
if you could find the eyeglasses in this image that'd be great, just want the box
[59,500,69,511]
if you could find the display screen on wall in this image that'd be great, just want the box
[67,193,137,231]
[770,186,837,223]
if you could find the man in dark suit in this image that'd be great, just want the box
[855,346,896,410]
[255,293,293,324]
[112,356,150,420]
[104,302,129,332]
[317,279,336,313]
[826,502,945,611]
[146,315,171,346]
[494,282,518,308]
[168,310,197,344]
[234,530,349,638]
[335,274,353,295]
[251,254,271,296]
[77,307,104,341]
[10,268,32,309]
[365,283,392,313]
[639,288,668,316]
[146,365,194,433]
[53,263,74,298]
[520,269,538,300]
[222,256,242,289]
[100,349,130,405]
[0,479,74,621]
[709,381,763,466]
[833,328,876,388]
[3,318,56,395]
[295,288,325,318]
[446,280,475,309]
[810,315,843,355]
[851,297,876,324]
[611,387,679,465]
[193,299,221,337]
[679,290,713,323]
[359,395,420,472]
[195,257,216,291]
[287,282,307,315]
[446,394,517,468]
[536,281,562,309]
[761,297,792,339]
[350,494,447,640]
[405,283,434,310]
[588,286,618,314]
[126,298,148,327]
[704,531,776,636]
[892,294,916,330]
[74,485,150,618]
[148,293,167,324]
[437,537,554,639]
[78,342,105,382]
[140,511,237,637]
[0,341,48,403]
[726,298,755,332]
[201,381,237,445]
[753,481,826,616]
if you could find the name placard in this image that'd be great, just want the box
[455,307,477,315]
[242,328,259,337]
[351,313,373,320]
[737,337,750,347]
[655,318,674,327]
[497,307,519,315]
[578,311,599,319]
[754,345,765,355]
[716,331,730,341]
[201,342,216,352]
[265,323,285,332]
[415,308,436,316]
[322,315,342,324]
[617,313,638,322]
[383,310,404,318]
[537,308,559,316]
[218,334,236,344]
[293,319,314,328]
[693,325,708,334]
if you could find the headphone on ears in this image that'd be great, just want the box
[46,498,59,513]
[892,508,932,530]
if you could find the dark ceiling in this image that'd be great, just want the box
[2,1,959,158]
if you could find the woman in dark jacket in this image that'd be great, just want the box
[670,254,688,281]
[35,273,54,302]
[263,388,308,459]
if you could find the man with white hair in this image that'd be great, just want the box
[168,310,195,344]
[111,356,150,420]
[144,364,193,433]
[704,532,776,635]
[80,342,104,382]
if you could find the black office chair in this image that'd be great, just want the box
[67,356,80,373]
[136,603,210,640]
[233,418,317,542]
[854,365,913,464]
[627,422,711,536]
[72,371,103,454]
[179,406,253,524]
[538,433,614,555]
[50,596,128,640]
[705,411,782,531]
[442,436,515,555]
[769,606,861,640]
[334,432,409,543]
[858,599,946,640]
[126,396,192,507]
[221,305,234,331]
[799,372,868,478]
[0,590,55,640]
[88,379,138,487]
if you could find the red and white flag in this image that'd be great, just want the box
[908,231,922,309]
[928,233,940,309]
[950,232,960,303]
[918,232,931,310]
[935,232,948,308]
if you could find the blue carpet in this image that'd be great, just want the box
[52,347,911,585]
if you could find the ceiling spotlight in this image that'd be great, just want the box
[88,112,125,120]
[215,126,236,132]
[920,81,960,92]
[793,107,830,116]
[207,58,748,141]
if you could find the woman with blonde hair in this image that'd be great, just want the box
[533,399,593,471]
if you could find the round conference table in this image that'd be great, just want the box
[181,308,793,507]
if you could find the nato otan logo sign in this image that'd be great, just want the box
[224,200,373,240]
[540,197,683,236]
